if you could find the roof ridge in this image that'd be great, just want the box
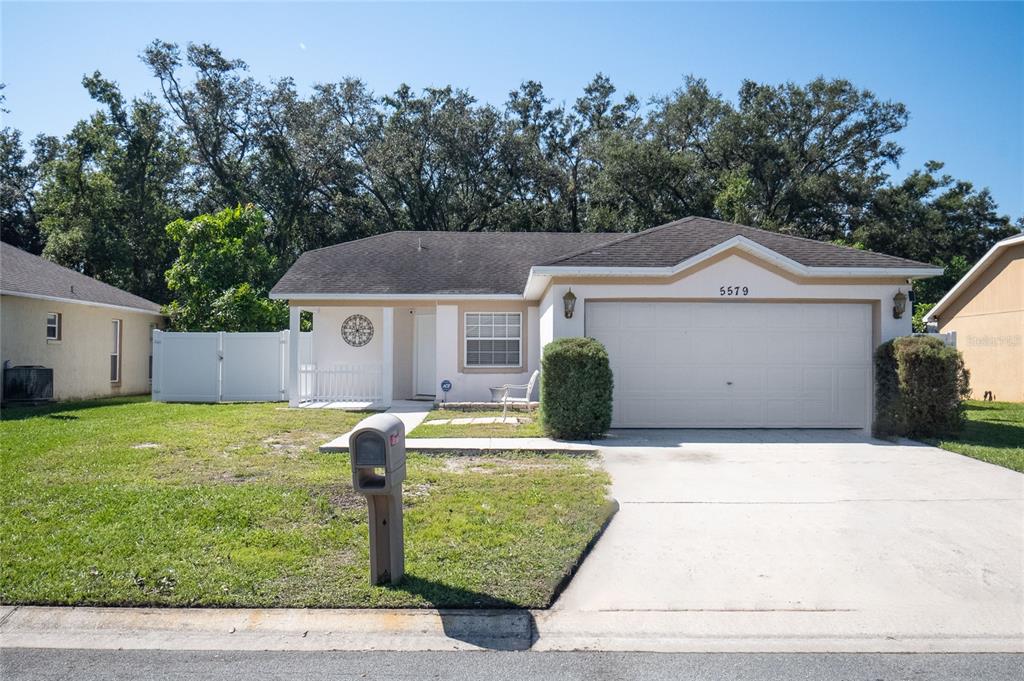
[300,229,624,257]
[539,217,698,266]
[698,217,934,267]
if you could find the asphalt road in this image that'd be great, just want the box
[2,649,1022,681]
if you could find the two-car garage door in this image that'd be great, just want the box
[586,301,872,428]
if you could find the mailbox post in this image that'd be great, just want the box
[348,413,406,585]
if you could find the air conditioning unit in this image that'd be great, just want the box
[2,365,55,404]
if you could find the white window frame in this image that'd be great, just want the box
[110,319,122,383]
[46,312,62,341]
[464,312,522,369]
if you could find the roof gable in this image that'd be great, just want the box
[925,233,1024,322]
[0,242,162,313]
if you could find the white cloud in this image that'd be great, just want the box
[299,42,307,51]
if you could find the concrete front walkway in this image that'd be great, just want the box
[536,429,1024,652]
[319,401,597,454]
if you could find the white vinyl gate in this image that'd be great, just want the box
[152,330,296,402]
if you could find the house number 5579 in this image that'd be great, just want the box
[719,285,749,296]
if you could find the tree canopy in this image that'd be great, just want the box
[1,41,1019,330]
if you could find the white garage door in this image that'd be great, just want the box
[586,301,872,428]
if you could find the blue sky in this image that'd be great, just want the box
[3,1,1022,218]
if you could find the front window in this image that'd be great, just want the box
[465,312,521,368]
[46,312,61,340]
[110,319,122,383]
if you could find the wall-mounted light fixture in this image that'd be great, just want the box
[562,289,577,319]
[892,289,907,319]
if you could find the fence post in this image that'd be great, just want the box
[280,330,289,401]
[288,306,301,407]
[217,332,224,402]
[381,308,394,408]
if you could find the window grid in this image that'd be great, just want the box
[46,312,61,340]
[465,312,522,367]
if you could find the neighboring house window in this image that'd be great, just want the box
[465,312,521,367]
[110,319,122,383]
[46,312,62,340]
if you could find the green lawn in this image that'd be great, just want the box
[408,409,546,439]
[930,401,1024,473]
[0,398,611,608]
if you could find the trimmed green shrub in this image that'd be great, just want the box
[874,335,970,438]
[540,337,614,440]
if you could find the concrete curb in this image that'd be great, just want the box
[3,605,1021,653]
[0,606,534,652]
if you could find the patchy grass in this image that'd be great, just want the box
[929,401,1024,473]
[409,409,546,439]
[1,398,611,608]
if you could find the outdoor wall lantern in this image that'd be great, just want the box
[562,289,577,319]
[892,289,907,319]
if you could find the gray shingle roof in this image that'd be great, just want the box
[272,218,938,297]
[271,231,623,296]
[543,217,936,269]
[1,242,163,313]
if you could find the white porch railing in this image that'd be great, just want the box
[297,363,384,403]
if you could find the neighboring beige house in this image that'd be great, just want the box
[1,242,165,401]
[924,233,1024,402]
[271,217,942,431]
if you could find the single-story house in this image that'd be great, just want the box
[271,217,941,429]
[0,242,164,401]
[924,232,1023,402]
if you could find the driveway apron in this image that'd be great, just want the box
[537,429,1024,652]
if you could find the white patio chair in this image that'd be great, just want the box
[497,370,540,420]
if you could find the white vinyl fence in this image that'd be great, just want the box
[152,330,385,404]
[913,331,957,347]
[152,330,297,402]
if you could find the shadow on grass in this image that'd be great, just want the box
[390,574,535,650]
[0,396,146,422]
[944,419,1024,450]
[384,498,619,650]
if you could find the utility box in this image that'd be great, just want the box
[348,413,406,585]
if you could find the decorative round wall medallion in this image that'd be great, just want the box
[341,314,374,347]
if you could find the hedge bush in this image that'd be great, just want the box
[873,335,970,438]
[540,337,614,440]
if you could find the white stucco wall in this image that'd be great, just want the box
[1,294,163,401]
[538,254,912,349]
[309,306,384,366]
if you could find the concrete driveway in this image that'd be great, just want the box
[536,430,1024,652]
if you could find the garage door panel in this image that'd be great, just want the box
[586,303,621,332]
[799,333,836,363]
[765,304,802,328]
[689,331,735,363]
[802,397,834,425]
[621,303,658,329]
[653,333,688,363]
[587,301,872,429]
[835,332,871,361]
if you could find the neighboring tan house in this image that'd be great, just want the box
[271,217,941,430]
[1,242,165,401]
[924,233,1024,402]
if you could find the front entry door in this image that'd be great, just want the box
[414,313,436,396]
